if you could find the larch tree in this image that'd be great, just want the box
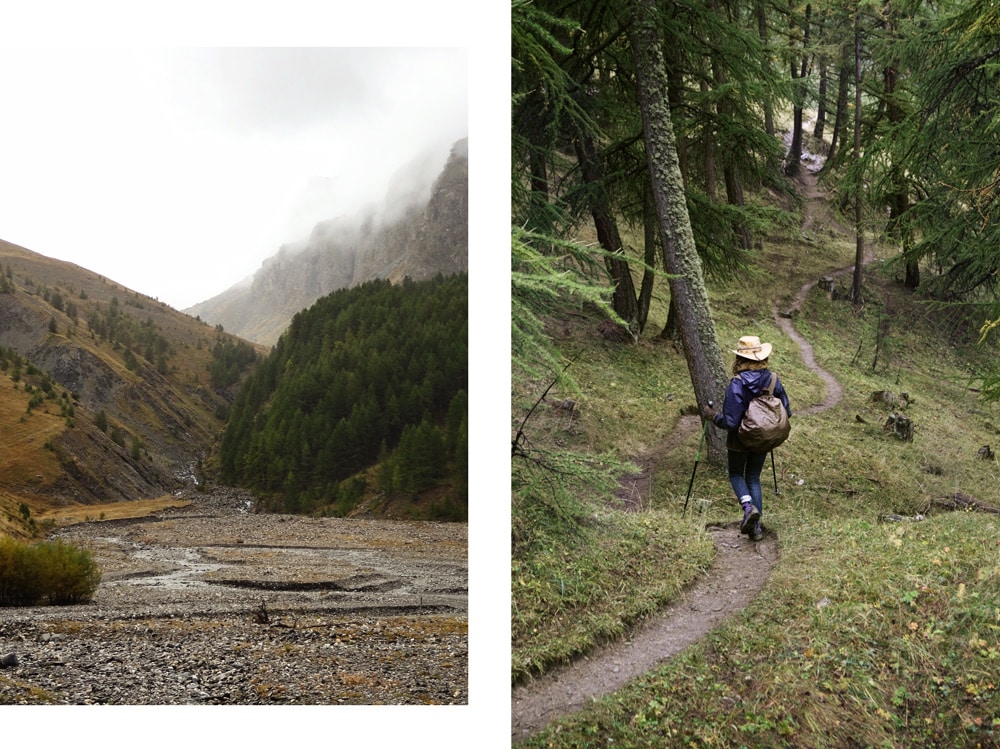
[629,0,729,461]
[783,0,813,178]
[849,4,864,304]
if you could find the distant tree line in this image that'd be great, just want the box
[208,337,261,390]
[218,274,468,514]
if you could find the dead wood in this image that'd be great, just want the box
[925,492,1000,515]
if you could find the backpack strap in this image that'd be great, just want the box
[766,372,776,395]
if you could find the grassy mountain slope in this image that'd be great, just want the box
[0,240,264,539]
[512,175,1000,746]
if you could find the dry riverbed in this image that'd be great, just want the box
[0,488,467,705]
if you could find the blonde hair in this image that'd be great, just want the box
[733,357,768,375]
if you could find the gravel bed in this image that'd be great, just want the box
[0,488,467,705]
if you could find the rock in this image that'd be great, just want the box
[0,653,18,668]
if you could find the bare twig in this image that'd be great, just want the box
[512,353,580,458]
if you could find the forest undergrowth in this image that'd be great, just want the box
[511,180,1000,747]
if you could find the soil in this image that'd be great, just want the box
[512,168,852,743]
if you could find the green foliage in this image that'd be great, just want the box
[511,226,619,385]
[327,476,367,517]
[394,418,448,492]
[208,336,260,390]
[122,348,138,372]
[219,274,467,513]
[846,0,1000,307]
[0,537,101,606]
[86,297,172,372]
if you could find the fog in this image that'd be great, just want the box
[0,46,467,309]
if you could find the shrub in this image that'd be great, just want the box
[0,537,101,606]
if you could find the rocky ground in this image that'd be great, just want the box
[0,487,467,705]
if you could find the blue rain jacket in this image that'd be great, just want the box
[711,369,792,450]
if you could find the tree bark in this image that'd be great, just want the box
[701,78,717,201]
[711,52,752,250]
[812,7,829,140]
[755,0,775,137]
[636,188,658,334]
[814,57,828,140]
[881,4,919,290]
[826,46,852,165]
[630,0,729,462]
[784,2,812,178]
[574,132,640,328]
[659,297,679,341]
[850,12,865,304]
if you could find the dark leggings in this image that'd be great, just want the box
[727,449,768,514]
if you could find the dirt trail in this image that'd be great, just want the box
[511,169,851,744]
[511,524,778,743]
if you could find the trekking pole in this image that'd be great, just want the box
[683,401,712,516]
[771,450,779,495]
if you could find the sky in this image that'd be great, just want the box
[4,1,511,745]
[0,46,468,310]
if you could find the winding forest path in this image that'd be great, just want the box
[511,169,857,744]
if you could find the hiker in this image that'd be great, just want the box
[702,335,791,541]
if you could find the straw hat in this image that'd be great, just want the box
[733,335,772,361]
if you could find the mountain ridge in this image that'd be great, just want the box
[186,138,468,346]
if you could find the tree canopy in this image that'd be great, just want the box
[512,0,1000,402]
[219,274,468,515]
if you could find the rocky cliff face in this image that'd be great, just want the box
[186,138,468,346]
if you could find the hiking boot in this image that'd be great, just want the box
[739,503,760,535]
[750,521,764,542]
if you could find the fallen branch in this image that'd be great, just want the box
[924,492,1000,515]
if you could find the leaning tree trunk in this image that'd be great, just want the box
[630,0,729,462]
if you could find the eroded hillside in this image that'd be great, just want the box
[0,240,264,538]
